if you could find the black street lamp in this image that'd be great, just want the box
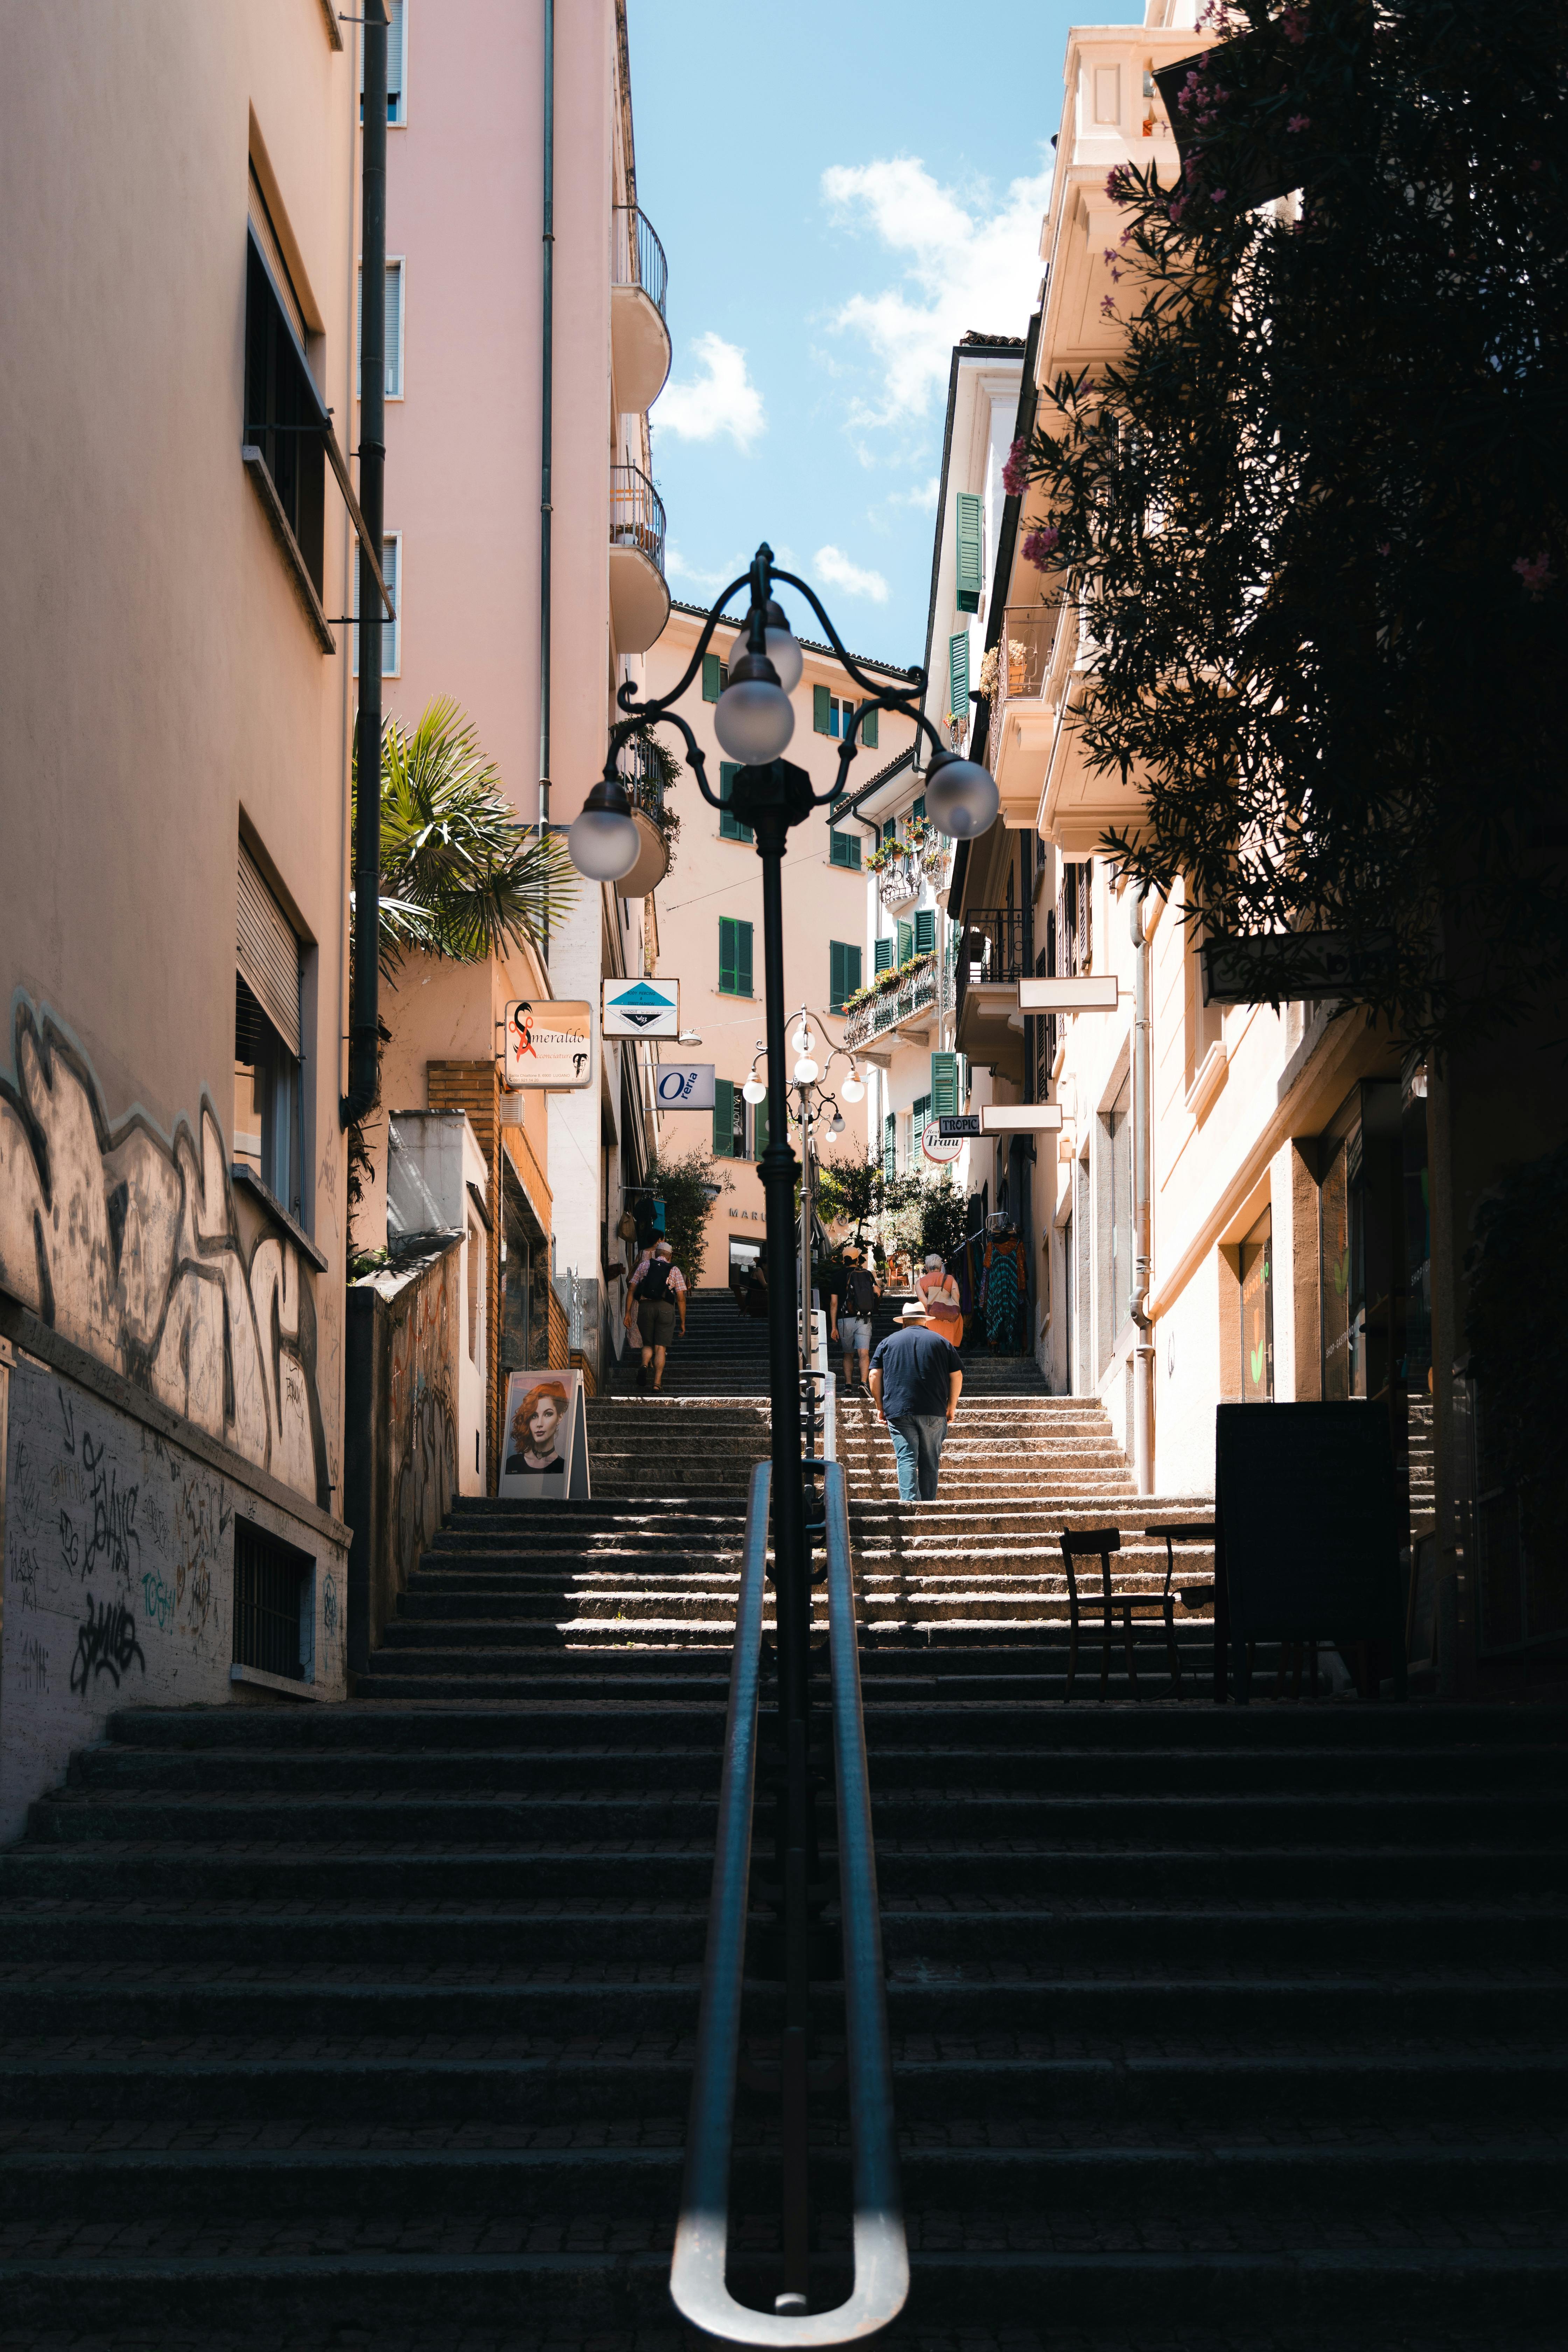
[568,541,995,1734]
[566,546,995,2289]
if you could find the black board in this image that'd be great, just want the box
[1215,1404,1405,1694]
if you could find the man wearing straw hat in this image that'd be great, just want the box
[868,1295,964,1503]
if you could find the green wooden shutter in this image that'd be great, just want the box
[813,683,832,734]
[703,653,723,702]
[930,1051,959,1118]
[913,909,936,955]
[912,795,926,823]
[830,941,862,1012]
[754,1092,769,1159]
[719,916,737,994]
[718,760,752,843]
[948,632,970,721]
[896,918,913,965]
[875,936,894,975]
[955,491,983,614]
[862,707,878,750]
[712,1077,734,1157]
[736,919,754,997]
[883,1113,896,1179]
[913,1092,931,1131]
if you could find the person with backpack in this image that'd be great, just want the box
[626,1239,685,1391]
[831,1242,881,1392]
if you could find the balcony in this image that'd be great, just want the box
[954,906,1029,1082]
[609,463,669,654]
[612,736,673,898]
[842,954,938,1055]
[611,206,671,413]
[985,605,1059,828]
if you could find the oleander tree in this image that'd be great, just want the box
[1016,0,1568,1059]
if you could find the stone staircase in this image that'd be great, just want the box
[2,1376,1566,2349]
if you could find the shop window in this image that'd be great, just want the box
[1240,1208,1274,1401]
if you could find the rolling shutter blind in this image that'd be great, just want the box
[862,707,878,750]
[931,1052,959,1118]
[237,844,301,1057]
[712,1078,735,1158]
[955,492,983,614]
[875,937,893,975]
[385,261,403,394]
[948,632,970,722]
[703,653,723,701]
[387,0,405,117]
[913,909,937,955]
[813,684,832,734]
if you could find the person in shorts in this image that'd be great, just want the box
[626,1240,686,1391]
[832,1243,881,1392]
[869,1297,964,1502]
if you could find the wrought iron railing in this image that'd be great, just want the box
[609,462,666,576]
[615,732,667,818]
[986,604,1055,771]
[841,954,938,1051]
[954,907,1029,1037]
[611,204,669,320]
[671,1460,906,2343]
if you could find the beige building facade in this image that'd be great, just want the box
[0,1,364,1830]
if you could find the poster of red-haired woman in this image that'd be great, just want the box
[498,1369,591,1499]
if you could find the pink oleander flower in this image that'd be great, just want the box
[1100,294,1117,316]
[1002,436,1028,498]
[1022,526,1060,567]
[1120,224,1135,244]
[1288,113,1310,132]
[1376,541,1390,556]
[1513,551,1557,598]
[1280,4,1308,43]
[1168,196,1188,224]
[1211,188,1228,202]
[1105,167,1129,201]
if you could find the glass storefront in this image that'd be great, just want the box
[499,1157,550,1379]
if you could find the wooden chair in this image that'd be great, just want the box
[1149,1520,1324,1700]
[1059,1525,1181,1702]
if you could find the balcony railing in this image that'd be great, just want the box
[986,604,1056,772]
[954,907,1029,1038]
[615,732,667,819]
[610,462,666,576]
[612,205,668,321]
[842,954,938,1051]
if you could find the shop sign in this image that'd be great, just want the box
[654,1063,716,1110]
[922,1122,965,1164]
[602,977,680,1036]
[937,1114,981,1140]
[503,1000,593,1089]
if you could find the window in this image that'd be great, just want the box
[948,632,970,726]
[883,1112,896,1180]
[813,688,876,746]
[955,490,983,614]
[718,916,754,996]
[1184,909,1225,1091]
[702,653,729,702]
[233,1516,313,1681]
[913,909,937,957]
[931,1052,960,1118]
[712,1078,745,1159]
[353,532,400,676]
[1240,1208,1274,1402]
[874,936,894,975]
[913,1091,931,1133]
[830,941,862,1013]
[718,762,752,844]
[357,259,405,397]
[245,173,325,595]
[235,842,304,1220]
[360,0,408,123]
[752,1092,769,1158]
[828,800,861,869]
[896,918,914,965]
[1107,1074,1133,1339]
[911,795,926,824]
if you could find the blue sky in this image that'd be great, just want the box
[627,0,1143,669]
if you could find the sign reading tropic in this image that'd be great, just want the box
[503,1000,593,1090]
[601,977,680,1037]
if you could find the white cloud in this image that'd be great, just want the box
[887,475,940,513]
[820,155,1051,427]
[813,545,890,605]
[654,331,765,450]
[665,543,748,594]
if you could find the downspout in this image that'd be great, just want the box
[342,3,387,1127]
[1129,883,1155,1496]
[537,0,554,853]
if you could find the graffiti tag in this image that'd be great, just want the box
[322,1571,338,1638]
[82,1432,140,1589]
[19,1636,49,1695]
[69,1592,146,1695]
[140,1569,177,1634]
[58,1511,80,1576]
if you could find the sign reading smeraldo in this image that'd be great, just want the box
[503,1000,593,1090]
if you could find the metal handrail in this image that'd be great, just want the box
[610,461,667,577]
[671,1461,906,2344]
[612,203,669,319]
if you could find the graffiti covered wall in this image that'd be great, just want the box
[0,1356,346,1839]
[0,999,328,1509]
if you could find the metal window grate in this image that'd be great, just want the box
[233,1517,310,1681]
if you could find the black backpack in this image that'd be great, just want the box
[640,1257,673,1304]
[845,1267,876,1316]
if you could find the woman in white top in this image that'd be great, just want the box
[915,1252,962,1346]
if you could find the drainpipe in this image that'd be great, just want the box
[342,4,387,1127]
[537,0,554,850]
[1129,883,1155,1496]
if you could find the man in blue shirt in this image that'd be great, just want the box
[868,1298,964,1503]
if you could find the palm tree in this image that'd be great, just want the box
[347,699,578,1252]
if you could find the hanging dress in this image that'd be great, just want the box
[983,1231,1026,1350]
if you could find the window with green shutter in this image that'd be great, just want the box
[896,918,913,965]
[955,491,983,614]
[862,707,878,750]
[719,915,754,996]
[829,825,861,870]
[813,683,832,734]
[752,1092,769,1159]
[874,937,894,975]
[913,1092,931,1133]
[883,1113,896,1180]
[912,795,926,823]
[830,940,862,1013]
[712,1077,735,1158]
[718,761,752,844]
[931,1051,960,1118]
[913,908,937,955]
[702,654,728,702]
[948,632,970,723]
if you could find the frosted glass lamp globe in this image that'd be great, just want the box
[741,1074,768,1105]
[727,607,804,694]
[924,750,999,840]
[793,1056,819,1084]
[840,1072,865,1104]
[714,650,796,764]
[567,785,640,880]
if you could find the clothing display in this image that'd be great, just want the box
[981,1226,1027,1350]
[916,1268,963,1346]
